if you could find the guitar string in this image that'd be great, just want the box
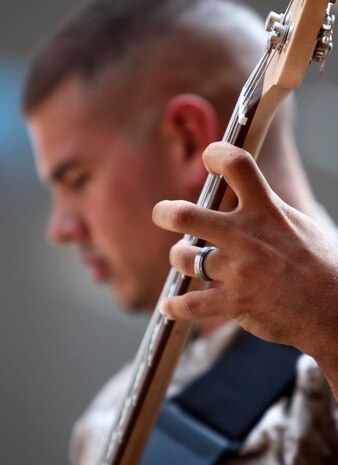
[103,49,275,462]
[153,2,294,330]
[103,44,279,463]
[152,48,277,326]
[104,1,313,456]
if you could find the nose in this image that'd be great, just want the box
[47,206,88,245]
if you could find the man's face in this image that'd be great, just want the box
[28,76,183,311]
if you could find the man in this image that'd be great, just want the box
[22,0,338,464]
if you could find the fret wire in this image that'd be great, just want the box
[144,47,277,396]
[139,49,276,384]
[101,45,276,465]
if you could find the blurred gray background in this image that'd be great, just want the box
[0,1,337,464]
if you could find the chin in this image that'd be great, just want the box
[109,286,155,315]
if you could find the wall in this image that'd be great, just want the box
[0,1,337,465]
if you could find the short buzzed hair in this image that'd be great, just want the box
[22,0,266,134]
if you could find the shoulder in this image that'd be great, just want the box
[69,363,132,465]
[284,354,338,458]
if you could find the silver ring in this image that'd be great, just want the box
[194,246,216,282]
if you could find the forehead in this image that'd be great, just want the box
[27,76,121,180]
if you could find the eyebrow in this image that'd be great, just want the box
[48,159,83,184]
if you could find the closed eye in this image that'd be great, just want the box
[67,172,90,191]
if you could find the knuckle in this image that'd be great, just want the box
[222,150,252,178]
[203,142,253,179]
[169,242,181,262]
[268,199,289,225]
[227,296,250,320]
[181,252,193,274]
[233,310,246,324]
[169,243,191,272]
[183,294,201,319]
[170,202,194,229]
[169,246,177,267]
[232,260,251,281]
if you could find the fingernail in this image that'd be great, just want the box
[159,301,168,316]
[159,300,174,320]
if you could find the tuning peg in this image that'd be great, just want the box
[265,11,283,32]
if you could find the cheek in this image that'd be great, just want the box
[86,175,148,244]
[86,159,175,258]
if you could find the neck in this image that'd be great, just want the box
[259,122,316,217]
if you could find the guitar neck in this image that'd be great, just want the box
[102,56,289,465]
[101,1,334,463]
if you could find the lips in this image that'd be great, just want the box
[81,254,110,282]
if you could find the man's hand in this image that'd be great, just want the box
[153,142,338,394]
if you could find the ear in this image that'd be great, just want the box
[161,94,219,195]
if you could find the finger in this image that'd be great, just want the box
[170,241,225,282]
[160,287,227,320]
[203,142,272,207]
[153,200,236,245]
[169,241,201,277]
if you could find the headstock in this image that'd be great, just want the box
[241,0,335,157]
[264,0,335,91]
